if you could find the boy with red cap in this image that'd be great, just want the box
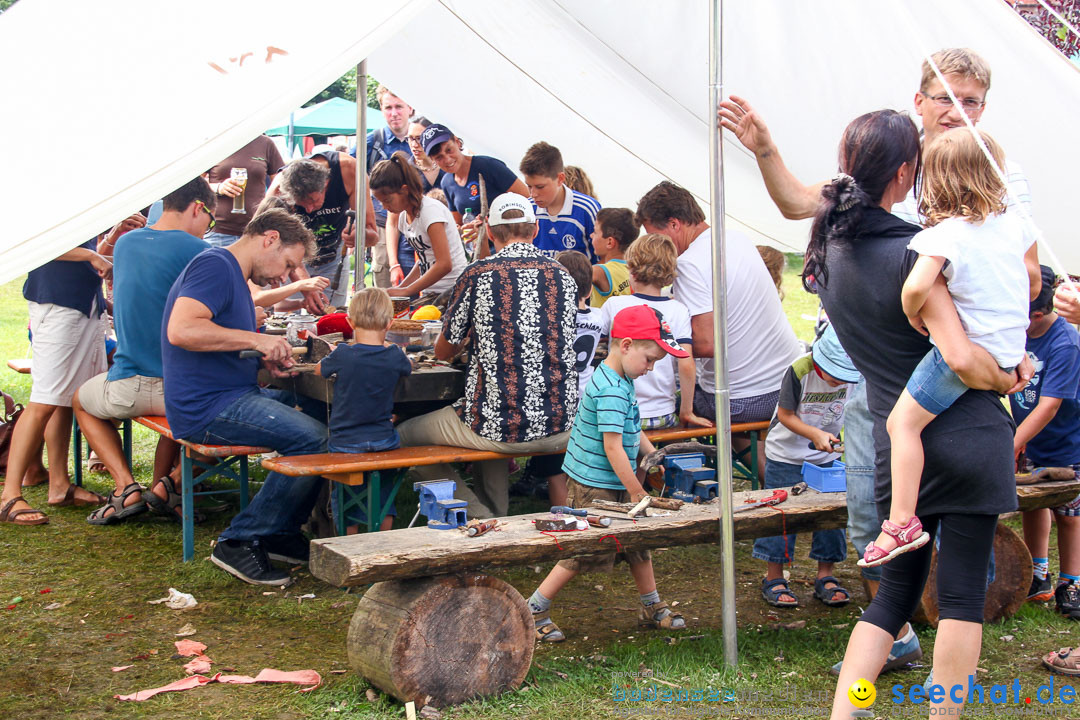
[528,304,689,642]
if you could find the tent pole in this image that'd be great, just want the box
[354,60,368,294]
[287,112,295,156]
[709,0,737,668]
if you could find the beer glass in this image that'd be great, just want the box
[230,168,248,214]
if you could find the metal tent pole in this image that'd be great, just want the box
[709,0,737,668]
[354,59,369,294]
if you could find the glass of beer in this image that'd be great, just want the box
[230,168,248,214]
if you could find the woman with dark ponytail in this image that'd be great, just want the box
[370,151,467,299]
[816,111,1030,720]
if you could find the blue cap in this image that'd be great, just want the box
[811,326,860,383]
[420,123,455,156]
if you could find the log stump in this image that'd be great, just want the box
[347,573,533,708]
[915,523,1032,627]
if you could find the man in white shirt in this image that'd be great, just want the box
[634,181,802,466]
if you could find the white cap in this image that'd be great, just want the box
[487,193,536,226]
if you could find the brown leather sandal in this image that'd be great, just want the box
[49,485,106,508]
[0,496,49,525]
[86,483,147,525]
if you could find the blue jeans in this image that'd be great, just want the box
[844,378,882,581]
[207,388,328,543]
[906,347,968,415]
[204,231,242,248]
[752,459,847,564]
[329,435,400,524]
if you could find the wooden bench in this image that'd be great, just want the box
[7,358,132,488]
[310,478,1080,708]
[134,416,270,562]
[261,422,768,535]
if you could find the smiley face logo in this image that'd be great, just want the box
[848,678,876,708]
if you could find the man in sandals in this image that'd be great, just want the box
[74,178,214,525]
[526,305,688,642]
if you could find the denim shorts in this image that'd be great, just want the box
[906,347,968,415]
[751,459,846,565]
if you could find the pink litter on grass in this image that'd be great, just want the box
[182,655,213,674]
[112,666,134,672]
[174,639,207,657]
[114,669,322,701]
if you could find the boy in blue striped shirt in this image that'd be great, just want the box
[528,305,689,642]
[520,141,601,262]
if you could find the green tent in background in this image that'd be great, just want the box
[265,96,387,137]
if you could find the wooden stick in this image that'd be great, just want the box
[628,496,652,518]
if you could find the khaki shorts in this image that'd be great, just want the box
[28,301,107,406]
[77,372,165,419]
[555,479,651,573]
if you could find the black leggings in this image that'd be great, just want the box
[860,512,998,636]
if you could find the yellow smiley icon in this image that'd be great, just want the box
[848,678,876,709]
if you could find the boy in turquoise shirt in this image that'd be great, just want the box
[529,305,689,642]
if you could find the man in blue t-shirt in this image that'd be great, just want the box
[75,178,214,526]
[1010,266,1080,618]
[519,141,601,262]
[162,208,328,585]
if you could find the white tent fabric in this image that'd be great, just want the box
[2,0,1079,284]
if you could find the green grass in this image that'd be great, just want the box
[1,263,1076,719]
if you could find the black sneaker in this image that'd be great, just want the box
[1029,573,1054,603]
[211,539,290,586]
[1055,579,1080,619]
[263,534,310,565]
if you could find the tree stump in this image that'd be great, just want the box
[347,573,533,708]
[915,523,1032,627]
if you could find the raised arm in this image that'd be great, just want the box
[718,94,824,220]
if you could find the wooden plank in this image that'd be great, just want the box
[310,488,849,587]
[310,479,1080,588]
[6,358,32,374]
[134,416,270,458]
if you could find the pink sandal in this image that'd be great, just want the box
[858,516,930,568]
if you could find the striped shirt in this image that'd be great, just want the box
[443,241,579,443]
[563,363,641,490]
[533,188,601,262]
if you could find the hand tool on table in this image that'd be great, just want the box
[550,506,634,525]
[327,210,356,310]
[240,335,335,372]
[731,488,788,514]
[413,480,468,530]
[465,519,499,537]
[790,481,809,496]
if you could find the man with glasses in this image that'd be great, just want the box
[73,178,215,525]
[718,47,1033,676]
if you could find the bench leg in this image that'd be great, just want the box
[122,418,133,470]
[71,416,83,487]
[181,450,195,562]
[334,481,347,536]
[367,471,381,534]
[750,432,760,491]
[238,457,250,509]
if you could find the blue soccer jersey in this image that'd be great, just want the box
[532,188,601,262]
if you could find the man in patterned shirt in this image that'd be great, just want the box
[398,193,579,518]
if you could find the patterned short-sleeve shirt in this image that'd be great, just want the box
[442,241,579,443]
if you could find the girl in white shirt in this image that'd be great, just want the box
[371,152,467,298]
[863,129,1041,568]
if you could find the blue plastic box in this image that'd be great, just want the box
[801,460,846,492]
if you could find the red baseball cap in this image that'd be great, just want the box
[610,305,690,358]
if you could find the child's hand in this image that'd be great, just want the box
[906,312,929,336]
[810,430,840,452]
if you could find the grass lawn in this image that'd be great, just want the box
[0,255,1075,719]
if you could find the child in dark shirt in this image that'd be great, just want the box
[315,287,412,531]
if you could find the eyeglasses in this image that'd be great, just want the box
[406,135,423,146]
[196,200,216,230]
[921,92,985,114]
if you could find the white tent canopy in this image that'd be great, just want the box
[2,0,1078,283]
